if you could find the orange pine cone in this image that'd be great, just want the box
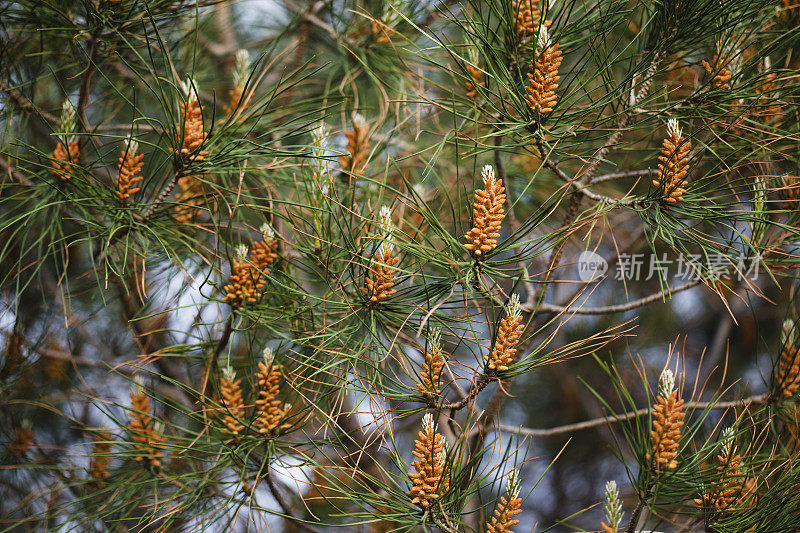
[224,258,261,304]
[464,165,506,257]
[177,96,207,162]
[418,329,446,398]
[174,177,204,223]
[486,295,524,372]
[702,57,732,89]
[218,367,245,436]
[465,66,484,98]
[512,0,542,36]
[653,119,691,203]
[223,233,278,306]
[224,85,253,120]
[407,413,449,507]
[694,431,756,511]
[486,495,523,533]
[524,28,562,115]
[486,470,523,533]
[174,80,209,221]
[128,388,164,468]
[362,249,399,304]
[89,432,113,485]
[465,50,484,99]
[340,114,370,174]
[776,345,800,397]
[51,141,79,180]
[254,351,289,433]
[710,453,756,510]
[116,141,144,204]
[647,370,684,472]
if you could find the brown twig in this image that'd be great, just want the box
[528,280,702,315]
[492,393,768,438]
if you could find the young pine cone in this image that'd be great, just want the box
[363,208,399,305]
[89,431,113,485]
[524,27,562,116]
[653,119,691,203]
[486,470,523,533]
[174,176,204,223]
[254,348,289,433]
[116,139,144,204]
[223,227,279,306]
[224,50,253,120]
[218,366,245,436]
[486,294,524,373]
[647,369,685,472]
[702,56,732,89]
[600,480,624,533]
[511,0,545,36]
[51,100,78,180]
[340,113,370,175]
[464,165,506,258]
[407,413,449,507]
[694,429,756,511]
[174,79,209,221]
[177,78,207,163]
[775,345,800,398]
[418,328,446,398]
[51,141,80,180]
[127,380,164,468]
[363,249,399,304]
[465,49,484,99]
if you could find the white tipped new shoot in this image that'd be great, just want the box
[262,346,275,366]
[429,327,442,359]
[233,49,251,88]
[260,222,275,241]
[720,426,735,458]
[468,47,480,66]
[123,136,138,156]
[603,480,624,531]
[507,469,521,501]
[352,112,367,130]
[60,100,77,143]
[507,293,522,321]
[222,365,236,382]
[537,26,551,49]
[659,368,676,397]
[666,118,682,139]
[782,319,797,345]
[235,244,249,260]
[378,205,394,256]
[422,412,435,434]
[180,77,198,103]
[481,164,496,186]
[132,375,146,396]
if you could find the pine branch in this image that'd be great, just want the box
[529,280,703,315]
[493,393,768,438]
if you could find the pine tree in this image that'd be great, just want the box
[2,0,800,531]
